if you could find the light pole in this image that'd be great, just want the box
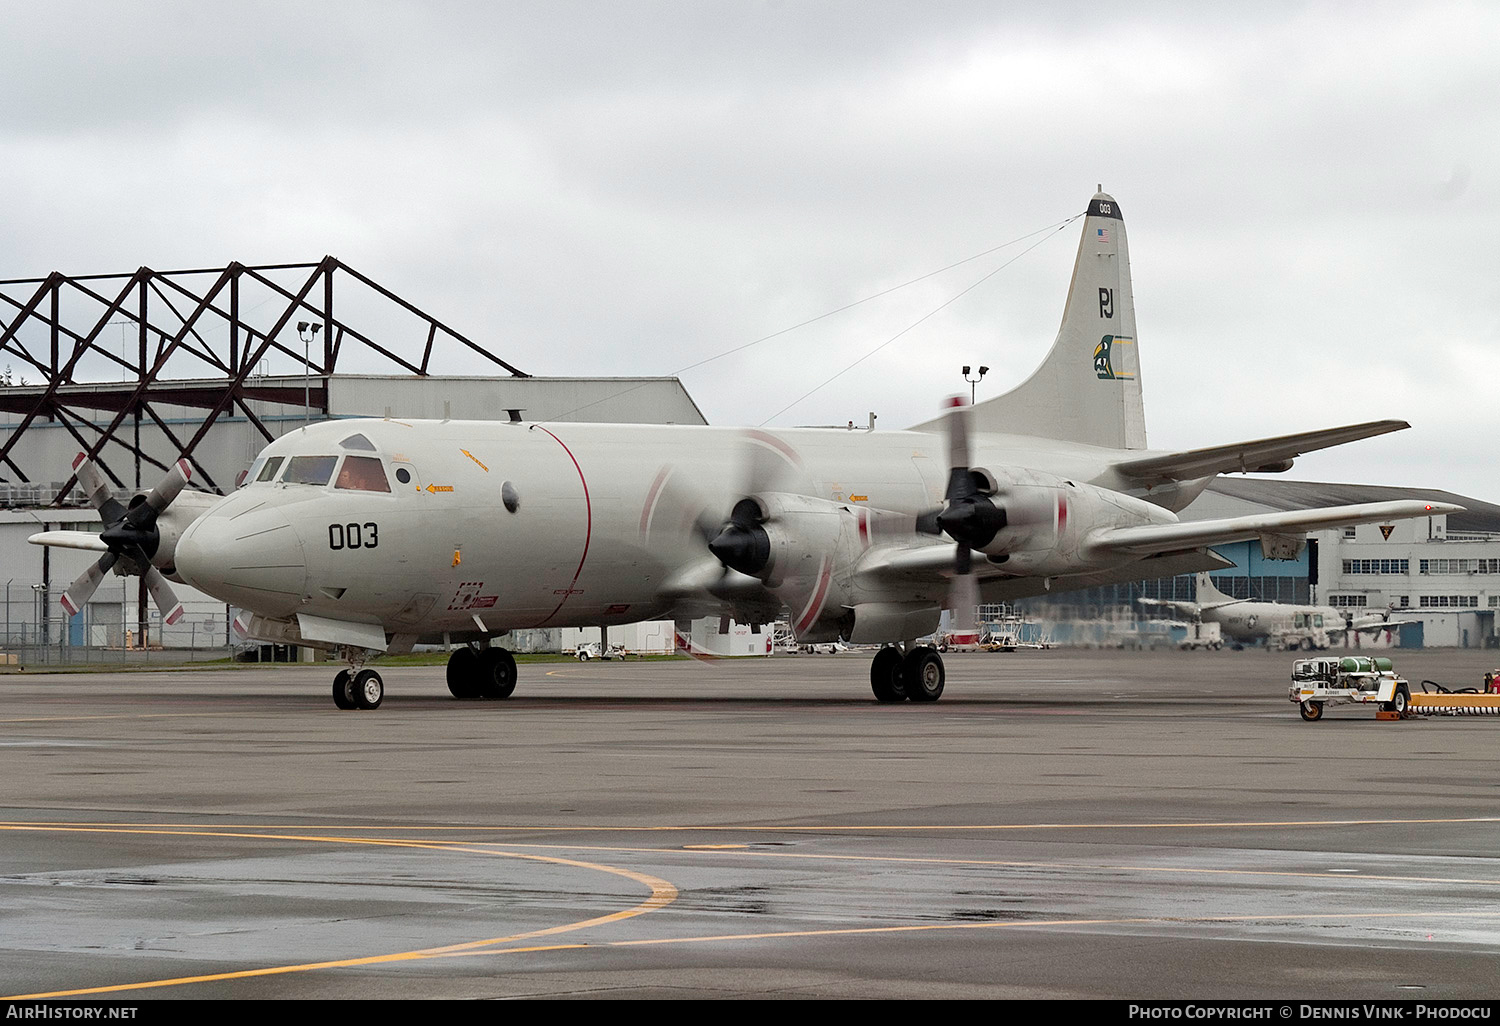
[297,321,322,428]
[962,364,989,405]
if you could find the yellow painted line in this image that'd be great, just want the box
[467,840,1500,888]
[598,909,1500,950]
[4,815,1493,834]
[0,824,677,1000]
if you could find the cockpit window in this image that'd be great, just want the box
[255,456,285,483]
[335,455,391,492]
[340,433,377,451]
[283,455,338,486]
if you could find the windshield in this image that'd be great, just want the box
[335,455,391,492]
[283,455,338,486]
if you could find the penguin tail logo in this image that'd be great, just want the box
[1093,335,1115,379]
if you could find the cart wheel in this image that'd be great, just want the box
[1299,700,1324,722]
[1391,684,1409,717]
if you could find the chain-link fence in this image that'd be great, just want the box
[1,606,236,668]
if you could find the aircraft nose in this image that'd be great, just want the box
[176,501,308,617]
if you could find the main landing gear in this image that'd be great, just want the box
[446,645,518,700]
[870,644,945,704]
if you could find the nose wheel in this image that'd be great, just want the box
[332,667,383,710]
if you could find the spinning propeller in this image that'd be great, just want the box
[48,454,192,624]
[915,396,1054,632]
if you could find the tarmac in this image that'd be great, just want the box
[2,647,1499,1000]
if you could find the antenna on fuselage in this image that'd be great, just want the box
[506,409,524,424]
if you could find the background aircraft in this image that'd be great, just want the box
[29,192,1458,708]
[1139,572,1418,650]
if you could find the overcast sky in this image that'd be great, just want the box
[2,1,1496,501]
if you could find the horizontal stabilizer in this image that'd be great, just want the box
[1091,500,1461,557]
[1113,420,1409,483]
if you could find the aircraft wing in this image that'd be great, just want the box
[1337,618,1421,636]
[1089,500,1461,557]
[855,543,1235,599]
[1112,420,1408,484]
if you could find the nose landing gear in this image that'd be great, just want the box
[331,651,384,710]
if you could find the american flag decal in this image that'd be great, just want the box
[1096,228,1110,243]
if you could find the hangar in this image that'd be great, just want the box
[0,258,702,656]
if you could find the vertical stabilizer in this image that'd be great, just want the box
[1195,572,1233,605]
[958,191,1147,449]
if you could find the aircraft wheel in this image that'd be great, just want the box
[353,669,384,710]
[1299,700,1324,722]
[446,647,480,699]
[903,647,945,703]
[332,670,356,710]
[870,646,906,703]
[478,647,518,699]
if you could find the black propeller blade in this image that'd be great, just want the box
[59,455,192,623]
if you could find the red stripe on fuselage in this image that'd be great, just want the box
[529,427,593,629]
[794,556,834,636]
[640,466,672,539]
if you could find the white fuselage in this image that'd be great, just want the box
[172,418,1178,645]
[1207,603,1342,643]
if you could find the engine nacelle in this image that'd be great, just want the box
[970,467,1176,577]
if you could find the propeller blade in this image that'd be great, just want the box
[72,453,127,523]
[59,553,119,616]
[28,530,110,553]
[943,395,971,477]
[142,565,185,627]
[127,458,192,528]
[949,568,979,634]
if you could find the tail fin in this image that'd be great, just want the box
[957,191,1147,449]
[1195,572,1232,604]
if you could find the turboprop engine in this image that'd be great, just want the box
[708,491,865,640]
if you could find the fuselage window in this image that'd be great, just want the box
[394,467,412,485]
[335,455,392,493]
[283,455,338,486]
[255,456,285,483]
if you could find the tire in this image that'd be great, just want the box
[1299,700,1324,722]
[578,651,590,661]
[446,646,479,699]
[478,648,517,700]
[332,670,356,710]
[1391,684,1409,716]
[903,647,945,703]
[870,646,906,703]
[353,669,384,710]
